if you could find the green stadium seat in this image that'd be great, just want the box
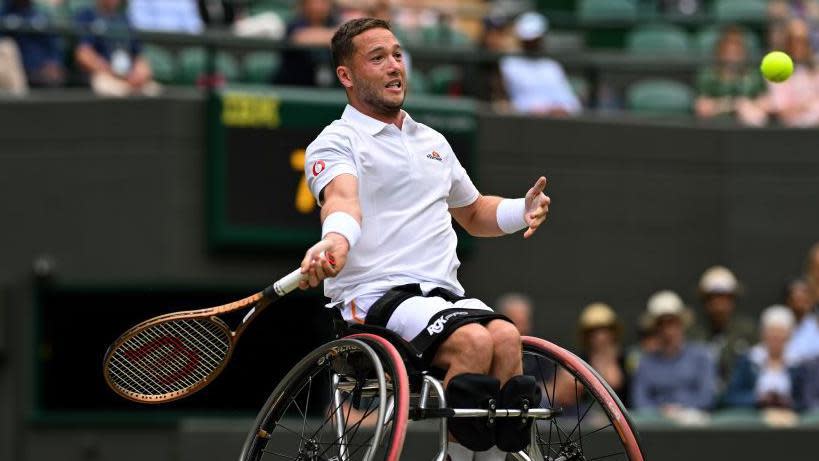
[695,25,761,57]
[420,25,474,48]
[427,65,461,95]
[713,0,767,23]
[142,45,177,84]
[248,0,295,23]
[578,0,638,24]
[242,51,281,84]
[626,23,691,55]
[177,48,240,85]
[65,0,96,15]
[568,75,590,103]
[409,69,430,95]
[626,79,694,114]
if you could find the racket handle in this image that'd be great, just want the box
[264,252,334,298]
[270,268,306,297]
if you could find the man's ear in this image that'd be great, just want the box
[337,65,353,89]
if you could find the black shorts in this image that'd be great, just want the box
[363,284,511,366]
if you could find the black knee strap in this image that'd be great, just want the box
[446,373,500,452]
[496,375,542,452]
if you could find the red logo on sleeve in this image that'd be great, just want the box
[312,160,326,176]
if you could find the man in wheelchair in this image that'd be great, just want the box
[298,17,551,460]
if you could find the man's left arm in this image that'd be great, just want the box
[450,176,550,239]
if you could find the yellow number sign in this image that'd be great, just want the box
[290,149,315,214]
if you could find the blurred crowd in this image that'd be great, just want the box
[499,241,819,423]
[1,0,818,125]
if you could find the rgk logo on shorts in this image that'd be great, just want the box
[427,311,468,335]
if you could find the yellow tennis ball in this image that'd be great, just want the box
[760,51,794,83]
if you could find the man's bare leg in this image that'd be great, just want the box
[432,323,494,387]
[486,319,523,385]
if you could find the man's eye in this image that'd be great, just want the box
[394,52,402,60]
[372,56,383,62]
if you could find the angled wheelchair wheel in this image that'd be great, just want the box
[521,337,646,461]
[239,337,409,461]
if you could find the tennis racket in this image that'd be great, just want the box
[103,260,327,404]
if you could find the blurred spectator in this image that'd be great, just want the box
[800,354,819,410]
[625,310,660,380]
[496,292,533,336]
[806,241,819,301]
[0,0,65,88]
[659,0,703,16]
[759,19,819,127]
[128,0,204,34]
[0,37,27,95]
[689,266,756,390]
[631,290,717,413]
[198,0,237,29]
[74,0,161,97]
[694,26,765,123]
[577,303,629,405]
[274,0,339,87]
[499,12,581,116]
[722,306,802,410]
[474,14,511,110]
[768,0,819,51]
[783,277,819,364]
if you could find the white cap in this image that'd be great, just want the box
[699,266,739,295]
[515,12,548,41]
[760,305,795,331]
[646,290,692,326]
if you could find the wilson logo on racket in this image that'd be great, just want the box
[123,336,200,386]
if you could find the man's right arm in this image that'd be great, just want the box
[299,173,361,289]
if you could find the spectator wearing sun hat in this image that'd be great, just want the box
[631,290,717,412]
[689,266,757,391]
[498,11,581,116]
[577,302,630,405]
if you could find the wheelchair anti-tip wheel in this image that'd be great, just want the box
[239,336,409,461]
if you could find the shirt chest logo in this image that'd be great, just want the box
[426,151,443,162]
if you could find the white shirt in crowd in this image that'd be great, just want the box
[785,313,819,364]
[128,0,203,34]
[500,55,581,115]
[305,105,479,321]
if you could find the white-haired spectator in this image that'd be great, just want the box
[631,291,717,414]
[722,306,803,409]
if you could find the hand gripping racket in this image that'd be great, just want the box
[103,260,326,404]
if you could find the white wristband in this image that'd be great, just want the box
[496,198,528,234]
[322,212,361,248]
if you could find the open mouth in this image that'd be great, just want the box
[385,79,402,91]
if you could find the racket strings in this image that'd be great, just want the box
[108,318,231,397]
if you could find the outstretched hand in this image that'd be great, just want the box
[523,176,550,238]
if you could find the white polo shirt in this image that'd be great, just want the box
[305,104,480,318]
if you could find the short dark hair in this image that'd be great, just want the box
[331,17,391,67]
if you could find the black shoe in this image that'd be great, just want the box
[495,375,541,452]
[446,373,500,452]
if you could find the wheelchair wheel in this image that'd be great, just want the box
[521,337,646,461]
[239,337,409,461]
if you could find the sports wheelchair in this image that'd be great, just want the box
[239,320,645,461]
